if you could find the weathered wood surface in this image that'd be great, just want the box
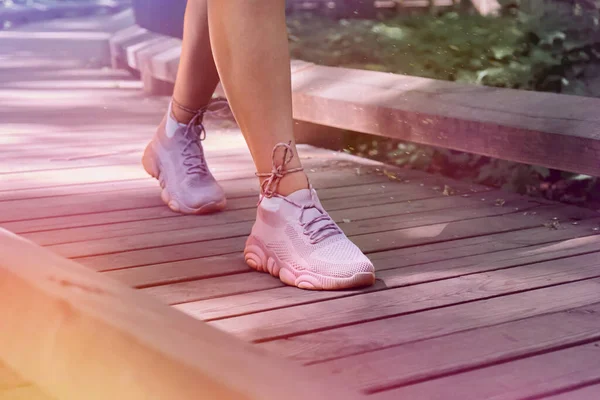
[3,15,600,400]
[546,384,600,400]
[371,340,600,400]
[0,229,364,400]
[290,64,600,177]
[0,386,53,400]
[0,362,52,400]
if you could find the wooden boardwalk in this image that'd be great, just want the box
[3,18,600,400]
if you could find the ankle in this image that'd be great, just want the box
[170,98,207,125]
[263,172,309,197]
[171,106,194,125]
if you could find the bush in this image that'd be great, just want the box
[498,0,600,96]
[287,6,600,208]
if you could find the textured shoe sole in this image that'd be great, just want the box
[142,143,227,215]
[244,236,375,290]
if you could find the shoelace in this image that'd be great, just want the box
[257,142,342,244]
[173,98,229,176]
[256,142,304,198]
[298,201,342,244]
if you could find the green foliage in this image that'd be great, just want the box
[288,12,529,85]
[498,0,600,96]
[289,2,600,94]
[288,7,600,207]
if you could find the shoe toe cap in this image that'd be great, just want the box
[176,180,226,213]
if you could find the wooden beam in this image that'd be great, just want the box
[0,229,365,400]
[290,65,600,177]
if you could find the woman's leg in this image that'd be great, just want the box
[207,0,308,196]
[142,0,225,215]
[207,0,375,290]
[171,0,220,124]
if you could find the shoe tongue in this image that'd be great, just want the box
[285,188,313,205]
[284,189,336,238]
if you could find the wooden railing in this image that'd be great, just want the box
[0,229,365,400]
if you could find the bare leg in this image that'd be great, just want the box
[171,0,220,123]
[207,0,308,195]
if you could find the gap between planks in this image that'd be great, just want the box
[150,220,600,309]
[111,217,600,291]
[255,277,600,364]
[306,302,600,394]
[48,188,530,259]
[73,202,586,272]
[24,177,490,247]
[0,166,397,222]
[206,251,600,345]
[369,340,600,400]
[5,170,485,235]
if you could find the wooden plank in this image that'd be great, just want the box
[546,384,600,400]
[310,303,600,393]
[0,167,389,223]
[352,204,589,254]
[0,145,350,202]
[145,271,281,305]
[208,251,600,343]
[0,146,347,185]
[291,65,600,177]
[173,222,600,313]
[108,253,248,289]
[0,229,364,400]
[148,233,600,306]
[1,204,176,235]
[0,386,53,400]
[0,152,141,175]
[23,177,481,246]
[0,157,253,192]
[0,147,246,176]
[49,190,521,258]
[0,363,26,391]
[0,139,245,171]
[116,210,592,289]
[74,197,547,271]
[0,178,154,204]
[5,171,485,234]
[256,278,600,364]
[370,341,600,400]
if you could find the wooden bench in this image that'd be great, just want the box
[111,25,600,177]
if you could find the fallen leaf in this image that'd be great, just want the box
[384,170,399,180]
[443,185,455,196]
[544,221,561,230]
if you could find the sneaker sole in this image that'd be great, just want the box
[244,235,375,290]
[142,143,227,215]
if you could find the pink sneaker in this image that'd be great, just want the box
[244,143,375,290]
[142,102,226,214]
